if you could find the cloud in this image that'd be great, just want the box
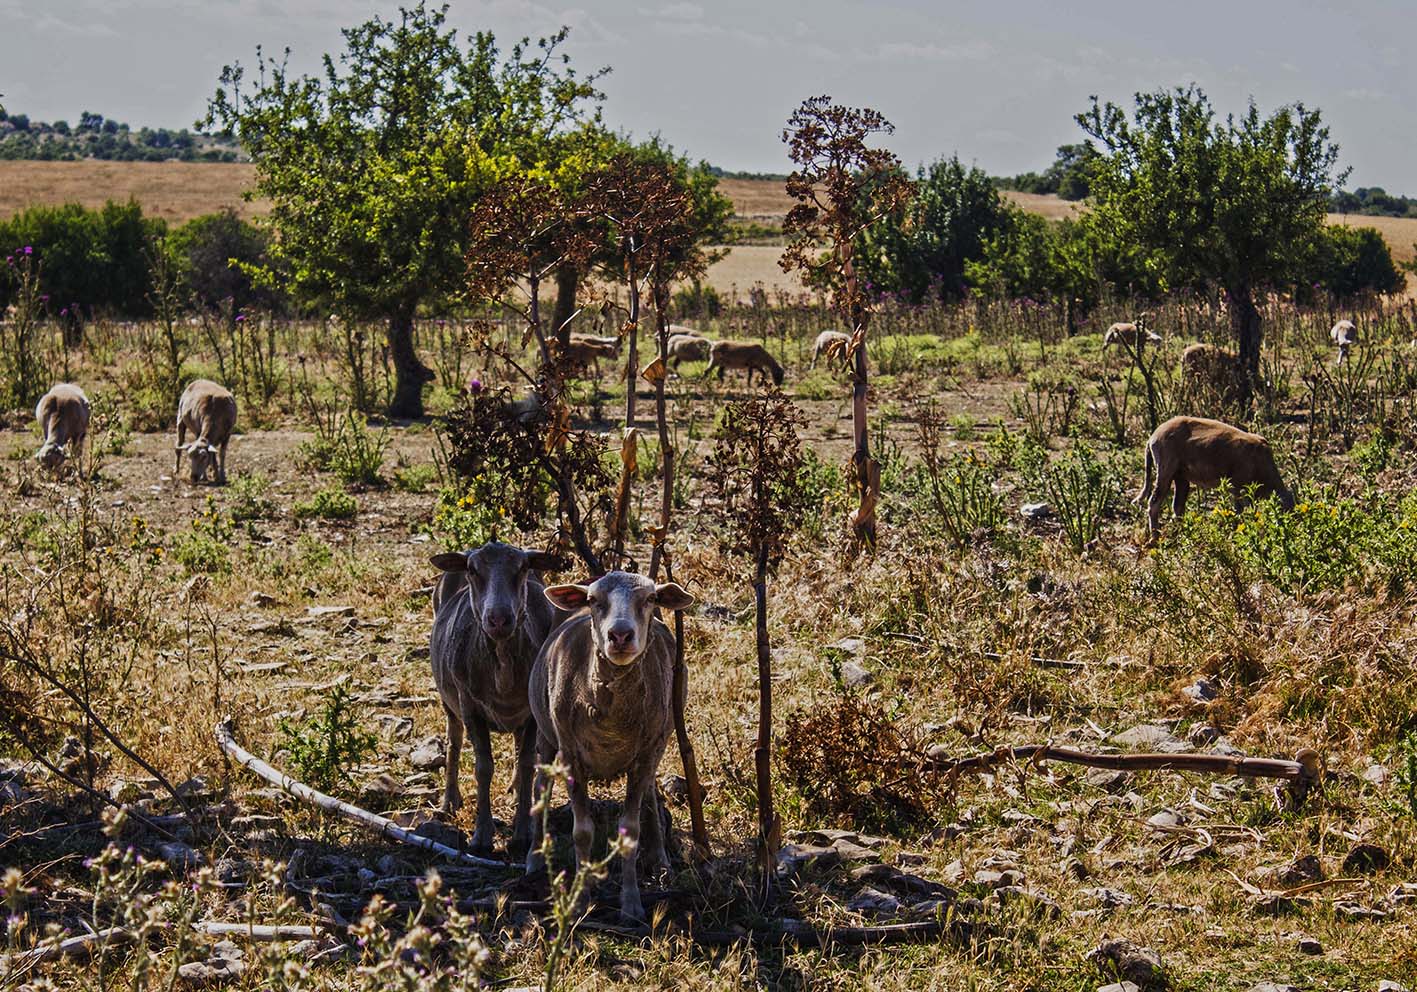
[869,39,993,62]
[638,1,703,19]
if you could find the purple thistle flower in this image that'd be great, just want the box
[60,308,68,316]
[467,378,483,395]
[618,825,629,836]
[235,313,246,322]
[22,246,32,255]
[39,294,49,302]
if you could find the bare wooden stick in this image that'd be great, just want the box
[214,719,509,869]
[190,922,326,940]
[4,920,328,972]
[928,744,1323,804]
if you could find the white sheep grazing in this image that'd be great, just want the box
[1330,320,1357,364]
[810,330,852,369]
[175,379,237,485]
[1102,316,1161,352]
[34,383,91,470]
[666,333,711,369]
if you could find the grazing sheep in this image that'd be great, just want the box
[560,335,621,378]
[429,543,566,855]
[705,340,785,387]
[1137,415,1294,535]
[34,383,90,470]
[525,571,695,922]
[667,332,711,368]
[1330,319,1357,363]
[1102,317,1161,351]
[175,379,237,485]
[810,330,852,369]
[1179,343,1241,400]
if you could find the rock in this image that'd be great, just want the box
[1258,855,1323,886]
[1182,678,1218,704]
[1146,809,1186,830]
[1098,984,1141,992]
[1343,843,1390,875]
[1247,985,1300,992]
[895,851,927,868]
[1084,768,1133,793]
[660,774,690,804]
[1334,901,1389,921]
[1377,982,1410,992]
[1021,502,1052,520]
[1111,723,1189,753]
[1361,763,1389,786]
[158,842,204,874]
[826,637,866,658]
[1188,724,1220,746]
[108,778,149,804]
[831,837,879,862]
[1088,938,1166,990]
[412,819,466,851]
[848,886,901,916]
[178,941,245,987]
[1297,936,1322,955]
[839,660,874,688]
[248,591,278,607]
[407,738,445,771]
[777,843,841,875]
[231,813,284,834]
[993,886,1060,918]
[972,869,1023,889]
[1082,887,1135,908]
[175,776,212,800]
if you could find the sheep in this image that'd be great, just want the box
[525,571,695,922]
[559,334,621,378]
[1179,343,1241,401]
[1330,319,1357,364]
[1137,415,1294,535]
[810,330,852,369]
[1102,316,1161,352]
[667,332,711,369]
[175,379,237,485]
[704,340,785,387]
[34,383,91,470]
[429,542,566,855]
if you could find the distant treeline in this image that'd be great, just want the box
[707,166,790,182]
[1330,187,1417,218]
[0,109,241,162]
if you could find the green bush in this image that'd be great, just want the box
[1041,445,1122,553]
[293,486,358,520]
[392,462,439,493]
[276,685,377,795]
[914,451,1005,548]
[228,472,277,521]
[170,496,233,574]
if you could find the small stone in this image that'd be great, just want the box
[1343,843,1390,875]
[1334,901,1389,920]
[1021,502,1052,520]
[1188,724,1221,746]
[174,776,212,800]
[1098,984,1140,992]
[158,842,204,874]
[248,591,278,607]
[1085,768,1134,793]
[848,886,901,916]
[1147,809,1186,830]
[306,605,355,618]
[1378,982,1411,992]
[826,637,866,658]
[1361,763,1388,786]
[1088,937,1166,990]
[178,942,245,987]
[1082,886,1135,908]
[777,843,841,875]
[1182,678,1218,703]
[1111,724,1182,750]
[1247,984,1300,992]
[108,779,148,804]
[994,886,1061,918]
[407,738,445,771]
[1297,936,1322,955]
[660,774,689,803]
[840,660,874,688]
[831,837,879,862]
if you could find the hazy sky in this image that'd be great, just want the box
[1,0,1411,189]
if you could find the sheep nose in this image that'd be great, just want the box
[482,611,513,637]
[606,626,636,652]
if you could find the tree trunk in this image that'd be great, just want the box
[624,237,639,429]
[387,308,432,420]
[1230,285,1262,402]
[753,544,778,900]
[552,263,579,346]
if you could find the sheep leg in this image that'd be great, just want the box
[639,775,668,877]
[1172,476,1191,519]
[617,763,651,922]
[467,712,496,855]
[440,702,464,816]
[524,735,557,874]
[175,421,186,476]
[508,719,536,857]
[1148,462,1176,535]
[568,764,594,873]
[217,440,228,485]
[1135,444,1155,506]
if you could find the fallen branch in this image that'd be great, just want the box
[574,915,976,949]
[3,920,328,972]
[214,719,509,869]
[928,744,1323,804]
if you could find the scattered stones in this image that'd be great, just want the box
[1182,678,1218,704]
[178,941,245,987]
[826,637,865,658]
[1334,902,1389,921]
[1188,724,1221,746]
[994,885,1060,918]
[1247,984,1299,992]
[407,738,445,771]
[1087,937,1166,990]
[1361,763,1389,786]
[1082,887,1136,909]
[848,886,902,916]
[1021,502,1051,520]
[1343,843,1390,875]
[1085,768,1133,793]
[158,842,204,874]
[1378,982,1410,992]
[1297,936,1322,955]
[776,843,841,876]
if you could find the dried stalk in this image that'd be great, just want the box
[214,719,508,869]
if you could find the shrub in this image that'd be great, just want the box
[392,462,439,493]
[293,486,358,520]
[170,496,233,574]
[1041,444,1122,553]
[228,472,277,520]
[276,685,377,795]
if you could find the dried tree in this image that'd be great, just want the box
[708,391,813,895]
[780,96,911,546]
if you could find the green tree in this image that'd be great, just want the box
[1080,86,1344,389]
[1308,224,1406,298]
[203,3,603,417]
[167,208,281,314]
[858,155,1008,303]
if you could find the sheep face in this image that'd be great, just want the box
[430,542,562,643]
[544,572,693,666]
[35,442,66,470]
[183,441,218,483]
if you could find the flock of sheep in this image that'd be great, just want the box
[22,312,1360,919]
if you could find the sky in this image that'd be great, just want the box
[1,0,1412,190]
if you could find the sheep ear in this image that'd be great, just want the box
[544,584,590,611]
[430,552,469,573]
[653,582,694,612]
[525,551,567,574]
